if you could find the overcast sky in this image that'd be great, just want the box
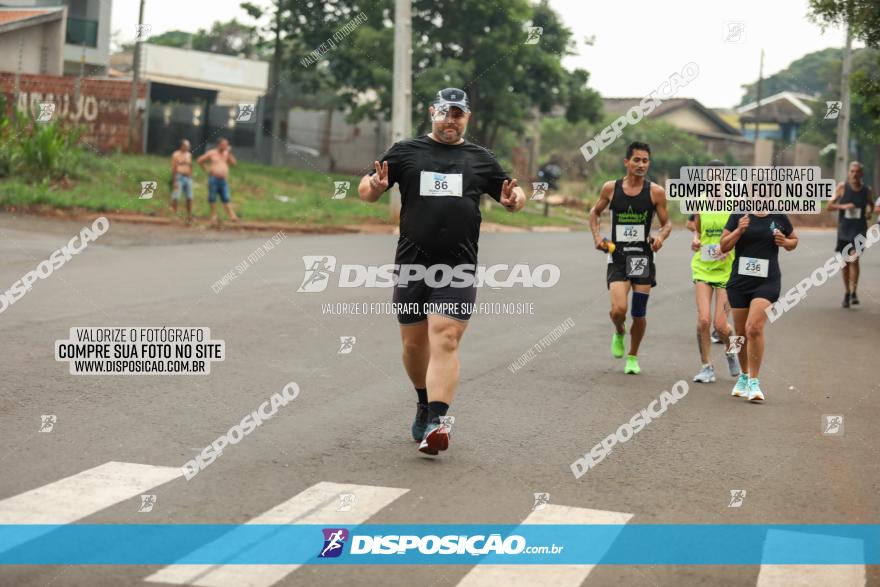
[111,0,851,109]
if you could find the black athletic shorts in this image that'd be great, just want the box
[835,237,864,253]
[606,251,657,288]
[393,237,477,325]
[726,281,781,308]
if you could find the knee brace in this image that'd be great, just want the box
[631,291,649,318]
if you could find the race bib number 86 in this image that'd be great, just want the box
[420,172,463,197]
[738,256,768,278]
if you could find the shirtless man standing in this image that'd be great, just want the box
[197,137,239,224]
[170,139,193,224]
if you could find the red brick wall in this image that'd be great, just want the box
[0,73,148,153]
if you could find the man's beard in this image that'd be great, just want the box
[435,125,464,143]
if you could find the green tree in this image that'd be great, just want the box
[147,19,263,57]
[739,48,840,106]
[808,0,880,48]
[296,0,601,150]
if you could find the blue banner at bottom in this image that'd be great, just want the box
[0,524,877,565]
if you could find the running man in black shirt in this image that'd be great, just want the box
[720,213,798,402]
[358,88,525,456]
[827,161,874,307]
[590,142,672,375]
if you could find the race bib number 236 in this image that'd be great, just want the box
[420,172,463,197]
[738,256,768,278]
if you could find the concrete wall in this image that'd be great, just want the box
[0,14,64,75]
[141,44,269,105]
[287,107,388,174]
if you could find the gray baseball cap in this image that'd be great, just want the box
[433,87,470,113]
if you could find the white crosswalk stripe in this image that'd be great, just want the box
[0,461,182,553]
[144,481,408,587]
[456,505,633,587]
[756,529,865,587]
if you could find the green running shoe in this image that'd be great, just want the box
[611,332,625,358]
[624,355,641,374]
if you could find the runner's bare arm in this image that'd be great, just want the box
[650,184,672,253]
[720,215,749,253]
[826,182,851,210]
[589,181,614,249]
[691,215,702,251]
[227,151,237,166]
[775,228,798,251]
[867,187,875,217]
[359,161,389,203]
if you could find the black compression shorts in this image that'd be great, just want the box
[726,281,781,308]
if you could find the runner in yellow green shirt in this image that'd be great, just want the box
[690,160,740,383]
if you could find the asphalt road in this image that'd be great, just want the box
[1,213,878,586]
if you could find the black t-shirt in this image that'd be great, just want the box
[724,213,793,287]
[373,135,511,263]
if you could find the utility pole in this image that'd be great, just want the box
[127,0,146,152]
[268,1,282,165]
[390,0,412,222]
[834,22,853,181]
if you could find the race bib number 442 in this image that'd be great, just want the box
[420,172,463,197]
[738,256,768,278]
[616,224,645,242]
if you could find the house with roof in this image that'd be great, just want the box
[736,91,818,142]
[603,97,753,163]
[1,0,112,75]
[0,6,65,75]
